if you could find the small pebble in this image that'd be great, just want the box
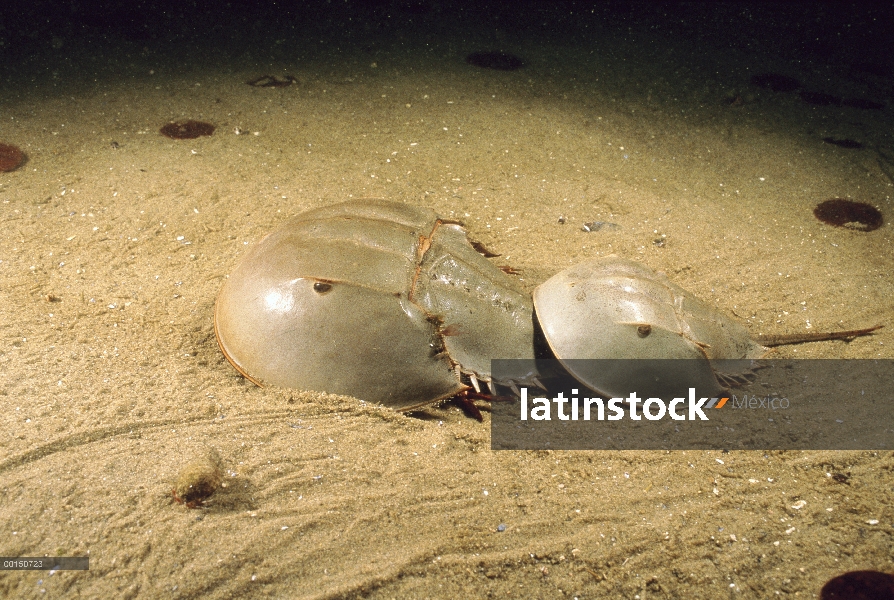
[581,221,620,233]
[497,524,506,532]
[174,448,224,507]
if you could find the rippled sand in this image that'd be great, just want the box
[1,3,892,597]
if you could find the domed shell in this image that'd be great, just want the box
[532,256,766,398]
[215,199,536,410]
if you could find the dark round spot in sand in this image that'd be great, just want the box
[246,75,297,87]
[842,97,884,110]
[160,120,215,140]
[820,570,894,600]
[814,199,883,232]
[800,91,842,106]
[822,137,863,149]
[0,143,26,172]
[750,73,801,92]
[466,51,525,71]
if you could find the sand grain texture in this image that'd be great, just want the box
[1,3,892,597]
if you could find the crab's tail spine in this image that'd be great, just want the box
[755,324,883,346]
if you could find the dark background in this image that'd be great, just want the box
[2,1,893,85]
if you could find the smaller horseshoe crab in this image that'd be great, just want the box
[533,256,882,398]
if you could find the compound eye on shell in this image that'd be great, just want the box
[637,324,652,338]
[313,282,333,294]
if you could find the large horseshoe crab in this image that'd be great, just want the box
[214,199,537,410]
[215,199,881,409]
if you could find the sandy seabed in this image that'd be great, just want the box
[1,4,892,598]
